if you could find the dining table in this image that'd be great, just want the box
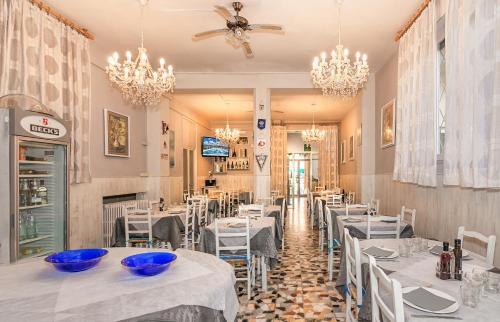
[334,214,414,242]
[199,205,281,292]
[337,238,499,322]
[112,207,187,249]
[0,247,239,322]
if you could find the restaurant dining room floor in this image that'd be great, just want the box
[237,198,344,322]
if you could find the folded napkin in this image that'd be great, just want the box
[403,287,455,312]
[343,218,362,223]
[429,245,443,255]
[363,246,395,258]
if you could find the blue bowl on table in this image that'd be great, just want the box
[45,249,108,272]
[121,252,177,276]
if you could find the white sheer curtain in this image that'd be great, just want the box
[443,0,500,188]
[271,125,288,196]
[392,2,437,187]
[318,125,339,190]
[0,0,91,183]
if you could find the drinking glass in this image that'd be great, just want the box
[472,268,489,298]
[460,281,481,308]
[413,237,422,253]
[399,240,411,257]
[419,238,429,252]
[485,272,500,294]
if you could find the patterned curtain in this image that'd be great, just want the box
[392,1,437,187]
[318,125,339,190]
[0,0,91,183]
[271,125,287,196]
[443,0,500,188]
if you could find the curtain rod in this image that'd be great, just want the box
[29,0,95,40]
[394,0,432,41]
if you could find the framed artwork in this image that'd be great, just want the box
[237,137,248,145]
[381,99,396,148]
[104,109,130,158]
[341,140,346,164]
[169,130,175,168]
[349,135,355,160]
[357,124,362,146]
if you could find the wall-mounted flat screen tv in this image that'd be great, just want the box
[201,136,229,157]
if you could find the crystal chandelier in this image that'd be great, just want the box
[302,106,325,143]
[215,103,240,145]
[106,0,175,106]
[310,0,369,97]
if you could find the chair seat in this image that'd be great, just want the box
[220,254,249,261]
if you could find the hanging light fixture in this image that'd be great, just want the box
[310,0,369,97]
[215,101,240,145]
[106,0,175,106]
[302,104,325,143]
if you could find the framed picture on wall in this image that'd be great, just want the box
[104,109,130,158]
[349,135,355,160]
[381,99,396,148]
[341,140,346,163]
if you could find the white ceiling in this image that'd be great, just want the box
[44,0,420,73]
[171,88,357,124]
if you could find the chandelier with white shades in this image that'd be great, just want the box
[302,105,325,143]
[106,0,175,106]
[215,102,240,145]
[310,0,369,97]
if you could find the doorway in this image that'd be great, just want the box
[183,149,195,197]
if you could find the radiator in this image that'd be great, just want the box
[102,200,149,247]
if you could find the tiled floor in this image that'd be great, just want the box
[237,198,344,321]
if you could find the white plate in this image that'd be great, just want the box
[402,287,459,314]
[429,246,470,258]
[363,246,399,259]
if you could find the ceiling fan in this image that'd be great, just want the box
[193,1,283,58]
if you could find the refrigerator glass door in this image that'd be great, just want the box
[15,138,67,261]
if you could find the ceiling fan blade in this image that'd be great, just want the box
[242,42,254,58]
[248,24,283,31]
[214,5,235,22]
[193,29,229,39]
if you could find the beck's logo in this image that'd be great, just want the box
[30,124,60,136]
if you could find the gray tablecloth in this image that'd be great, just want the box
[120,305,225,322]
[330,208,368,241]
[266,206,284,248]
[112,215,185,250]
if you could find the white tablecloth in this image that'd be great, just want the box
[0,248,239,322]
[359,239,498,322]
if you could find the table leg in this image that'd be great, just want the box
[261,256,267,291]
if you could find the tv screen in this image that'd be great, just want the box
[201,136,229,157]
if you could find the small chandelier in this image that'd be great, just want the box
[215,102,240,145]
[106,0,175,106]
[310,0,369,97]
[302,105,325,143]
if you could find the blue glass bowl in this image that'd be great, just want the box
[45,249,108,272]
[121,252,177,276]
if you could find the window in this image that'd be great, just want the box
[437,39,446,155]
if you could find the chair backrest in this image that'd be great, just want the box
[458,226,496,265]
[369,256,405,322]
[184,198,197,249]
[400,206,416,229]
[271,190,280,197]
[345,203,360,216]
[317,198,324,229]
[255,197,273,206]
[218,192,226,218]
[348,191,356,204]
[367,215,401,239]
[239,204,265,218]
[215,217,251,260]
[333,187,342,194]
[325,207,334,245]
[369,198,380,215]
[197,197,209,226]
[315,186,325,192]
[280,200,286,228]
[326,193,343,207]
[344,228,363,320]
[123,206,152,247]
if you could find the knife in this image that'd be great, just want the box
[411,314,463,320]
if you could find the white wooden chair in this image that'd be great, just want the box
[309,192,315,229]
[369,198,380,215]
[218,192,226,218]
[280,200,286,251]
[400,206,416,229]
[228,191,240,216]
[215,217,255,300]
[348,192,356,204]
[239,204,265,218]
[367,215,401,239]
[123,206,153,248]
[325,207,340,281]
[369,256,405,322]
[197,197,209,226]
[255,197,273,206]
[318,198,326,251]
[183,198,197,250]
[345,203,360,216]
[344,228,363,321]
[458,226,496,265]
[326,193,343,207]
[315,186,325,192]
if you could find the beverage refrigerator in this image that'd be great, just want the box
[6,108,70,263]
